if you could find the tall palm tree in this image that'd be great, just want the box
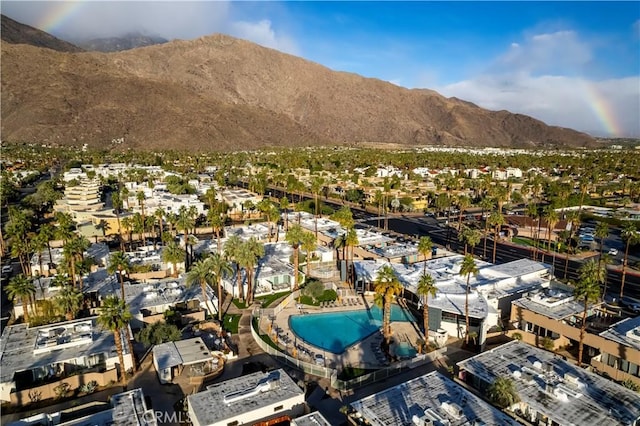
[111,191,125,251]
[55,285,83,321]
[186,258,216,315]
[301,231,317,277]
[564,210,581,279]
[574,259,604,366]
[526,203,538,260]
[136,191,146,239]
[63,234,90,289]
[6,274,36,324]
[373,265,403,344]
[620,222,639,298]
[224,235,244,300]
[162,241,186,278]
[488,211,505,264]
[107,251,131,300]
[97,296,133,384]
[154,207,165,250]
[456,195,470,231]
[38,223,56,271]
[121,216,133,251]
[208,253,233,321]
[311,176,324,238]
[280,197,290,232]
[285,224,305,292]
[479,198,494,259]
[345,226,359,285]
[417,236,433,275]
[177,206,196,267]
[595,221,609,267]
[416,273,437,339]
[238,237,265,305]
[542,206,559,264]
[267,206,281,243]
[459,254,478,346]
[459,226,481,256]
[209,213,225,252]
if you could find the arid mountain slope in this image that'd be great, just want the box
[1,14,83,53]
[1,30,595,151]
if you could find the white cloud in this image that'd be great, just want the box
[229,19,299,55]
[1,1,299,55]
[438,74,640,137]
[431,28,639,137]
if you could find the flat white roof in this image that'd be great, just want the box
[187,369,303,425]
[350,371,519,426]
[457,341,640,426]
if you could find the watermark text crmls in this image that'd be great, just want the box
[154,411,190,424]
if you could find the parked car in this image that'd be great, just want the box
[1,265,12,275]
[608,248,619,256]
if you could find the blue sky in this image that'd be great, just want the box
[3,1,639,137]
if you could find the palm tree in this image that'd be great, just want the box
[280,197,290,231]
[373,265,403,344]
[456,195,470,231]
[311,176,324,238]
[479,197,494,259]
[487,377,520,409]
[542,206,559,264]
[208,253,233,321]
[55,285,83,321]
[595,221,609,267]
[154,207,165,250]
[564,210,581,279]
[416,273,437,339]
[574,259,604,366]
[458,226,481,256]
[488,211,505,264]
[459,254,478,346]
[38,223,56,271]
[107,251,131,300]
[526,203,538,260]
[620,222,639,298]
[63,234,90,289]
[301,231,317,277]
[97,296,133,384]
[285,224,305,292]
[209,213,225,252]
[238,237,265,305]
[186,258,216,315]
[6,274,36,324]
[345,226,359,285]
[267,206,281,243]
[177,206,195,267]
[224,235,244,300]
[111,191,125,251]
[121,216,133,251]
[136,191,146,239]
[417,236,433,275]
[162,241,186,278]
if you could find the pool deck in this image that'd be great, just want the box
[261,295,424,369]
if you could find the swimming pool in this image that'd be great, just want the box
[395,342,417,358]
[289,304,415,354]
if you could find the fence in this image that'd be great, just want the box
[250,314,335,379]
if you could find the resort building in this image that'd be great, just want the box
[219,188,263,218]
[6,388,157,426]
[348,371,519,426]
[353,255,552,346]
[0,317,133,405]
[187,369,305,426]
[54,179,104,218]
[456,340,640,426]
[152,337,217,384]
[593,315,640,386]
[291,412,332,426]
[509,284,640,385]
[221,243,299,300]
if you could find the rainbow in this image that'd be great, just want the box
[35,1,82,35]
[582,80,622,137]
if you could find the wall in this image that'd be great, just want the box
[9,368,118,406]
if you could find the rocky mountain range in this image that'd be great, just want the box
[0,14,596,152]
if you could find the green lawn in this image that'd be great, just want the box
[222,314,241,334]
[232,299,247,309]
[337,366,375,381]
[256,291,291,308]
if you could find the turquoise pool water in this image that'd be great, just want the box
[289,304,415,354]
[395,342,417,358]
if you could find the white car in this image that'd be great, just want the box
[1,265,12,275]
[608,248,619,256]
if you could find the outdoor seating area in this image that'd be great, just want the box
[370,335,390,366]
[320,297,363,308]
